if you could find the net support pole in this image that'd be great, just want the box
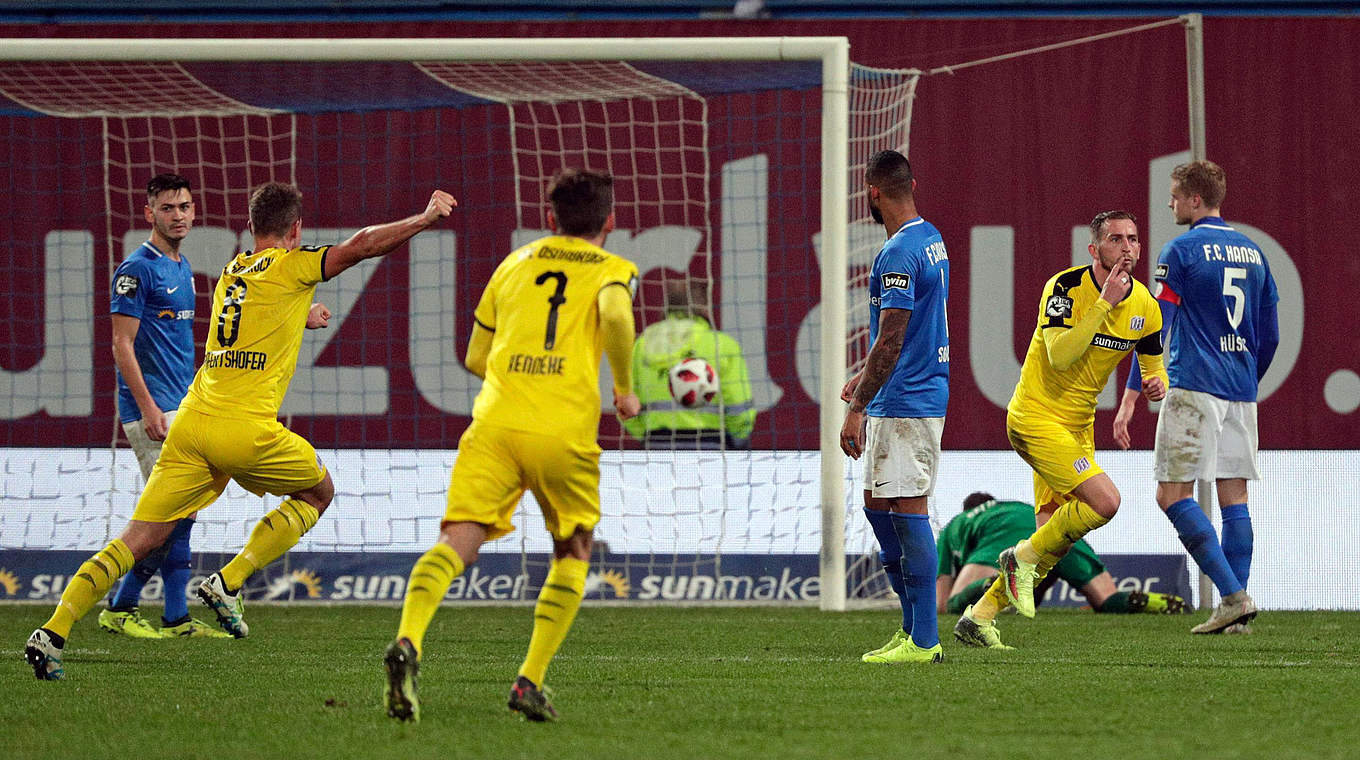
[1182,12,1214,610]
[1183,13,1206,162]
[818,38,851,612]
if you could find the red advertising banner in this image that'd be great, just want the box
[0,17,1355,451]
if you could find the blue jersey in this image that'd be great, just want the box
[866,216,950,418]
[1155,217,1278,401]
[110,242,196,423]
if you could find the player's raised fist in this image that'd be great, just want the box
[423,190,457,223]
[306,302,332,329]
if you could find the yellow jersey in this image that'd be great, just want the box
[182,245,329,419]
[472,235,638,442]
[1008,264,1167,430]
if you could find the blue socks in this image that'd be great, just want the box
[863,508,911,634]
[1219,503,1252,588]
[1165,498,1242,597]
[161,519,195,623]
[890,513,939,649]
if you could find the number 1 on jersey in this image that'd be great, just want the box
[535,270,568,350]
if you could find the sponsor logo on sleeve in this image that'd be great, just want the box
[1045,294,1073,318]
[1155,263,1168,280]
[881,272,911,290]
[114,274,139,296]
[1130,315,1145,331]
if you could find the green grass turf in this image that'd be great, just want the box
[3,604,1358,759]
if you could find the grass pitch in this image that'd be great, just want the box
[3,605,1357,759]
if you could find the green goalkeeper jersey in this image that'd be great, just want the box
[936,499,1107,588]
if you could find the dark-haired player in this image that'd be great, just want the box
[953,210,1168,650]
[384,168,639,722]
[25,183,455,679]
[839,150,950,665]
[101,173,226,639]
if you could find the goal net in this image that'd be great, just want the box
[1,38,912,606]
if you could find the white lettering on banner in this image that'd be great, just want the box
[444,567,529,600]
[636,568,820,601]
[799,221,885,401]
[287,228,390,416]
[720,154,783,411]
[330,575,408,600]
[0,231,93,417]
[409,230,478,415]
[28,575,74,599]
[0,153,1308,421]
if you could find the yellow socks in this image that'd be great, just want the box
[43,539,134,639]
[971,576,1010,622]
[518,556,589,686]
[1025,501,1110,567]
[396,542,464,656]
[220,500,320,591]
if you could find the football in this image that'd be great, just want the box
[668,357,719,408]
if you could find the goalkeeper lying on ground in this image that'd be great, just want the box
[937,492,1189,615]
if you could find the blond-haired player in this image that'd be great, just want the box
[384,168,640,723]
[25,183,455,679]
[953,210,1169,650]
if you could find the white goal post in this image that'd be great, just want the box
[0,37,856,608]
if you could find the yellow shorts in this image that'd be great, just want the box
[1005,412,1103,509]
[444,420,602,542]
[131,407,327,523]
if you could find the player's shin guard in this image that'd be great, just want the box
[1220,503,1253,588]
[160,519,195,623]
[519,556,589,686]
[1026,501,1109,565]
[43,539,135,639]
[1165,498,1243,596]
[220,500,320,592]
[864,508,911,633]
[396,542,465,656]
[891,513,938,648]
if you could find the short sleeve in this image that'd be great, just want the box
[1154,241,1183,296]
[286,245,330,287]
[876,242,916,311]
[110,258,150,318]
